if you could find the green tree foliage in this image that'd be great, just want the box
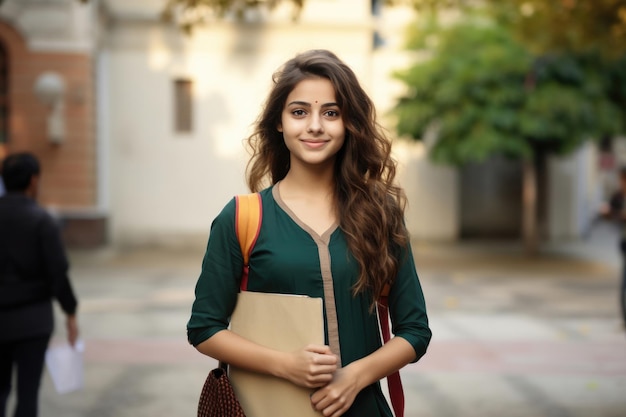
[607,53,626,130]
[392,17,624,252]
[393,20,622,165]
[397,0,626,123]
[484,0,626,57]
[396,0,626,57]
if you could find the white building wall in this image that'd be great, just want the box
[102,1,382,246]
[394,141,459,241]
[100,0,462,246]
[104,40,251,246]
[547,143,603,240]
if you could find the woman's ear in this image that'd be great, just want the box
[277,123,283,133]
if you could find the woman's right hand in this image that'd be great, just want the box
[281,344,338,388]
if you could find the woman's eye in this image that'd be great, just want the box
[292,109,306,116]
[325,110,340,118]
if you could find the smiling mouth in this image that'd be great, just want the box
[301,139,329,144]
[301,139,329,148]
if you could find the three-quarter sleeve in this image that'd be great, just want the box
[187,198,244,346]
[388,243,431,361]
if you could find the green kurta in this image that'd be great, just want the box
[187,185,431,417]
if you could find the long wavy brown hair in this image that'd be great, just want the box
[246,49,408,307]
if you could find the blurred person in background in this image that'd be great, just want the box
[600,166,626,328]
[0,152,79,417]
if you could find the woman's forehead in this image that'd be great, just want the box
[285,78,337,104]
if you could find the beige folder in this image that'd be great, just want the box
[229,291,324,417]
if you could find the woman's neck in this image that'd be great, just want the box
[278,165,338,236]
[280,163,335,199]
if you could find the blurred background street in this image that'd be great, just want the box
[25,222,624,417]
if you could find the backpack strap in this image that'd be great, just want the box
[378,294,405,417]
[235,193,263,291]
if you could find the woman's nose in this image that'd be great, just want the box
[307,115,324,134]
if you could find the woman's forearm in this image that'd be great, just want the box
[196,329,287,378]
[346,336,416,391]
[196,330,338,388]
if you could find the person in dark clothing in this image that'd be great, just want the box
[601,166,626,327]
[0,152,79,417]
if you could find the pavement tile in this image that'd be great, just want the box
[18,236,626,417]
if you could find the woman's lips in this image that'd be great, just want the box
[301,139,328,149]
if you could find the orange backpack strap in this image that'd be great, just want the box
[234,193,263,291]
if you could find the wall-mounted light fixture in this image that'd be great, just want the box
[34,72,66,145]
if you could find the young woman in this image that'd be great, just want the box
[187,49,431,417]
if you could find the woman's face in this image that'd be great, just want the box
[278,77,345,169]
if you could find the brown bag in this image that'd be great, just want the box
[197,365,246,417]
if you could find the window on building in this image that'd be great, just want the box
[0,41,9,143]
[371,0,384,49]
[174,78,193,133]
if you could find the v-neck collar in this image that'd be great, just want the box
[272,183,339,245]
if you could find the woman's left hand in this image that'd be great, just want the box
[310,365,360,417]
[310,337,417,416]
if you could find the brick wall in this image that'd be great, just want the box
[0,21,96,209]
[0,21,105,247]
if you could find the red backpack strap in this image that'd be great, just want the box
[379,284,405,417]
[234,193,263,291]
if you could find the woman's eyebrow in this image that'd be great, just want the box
[286,100,339,108]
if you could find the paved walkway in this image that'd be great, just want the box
[17,225,626,416]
